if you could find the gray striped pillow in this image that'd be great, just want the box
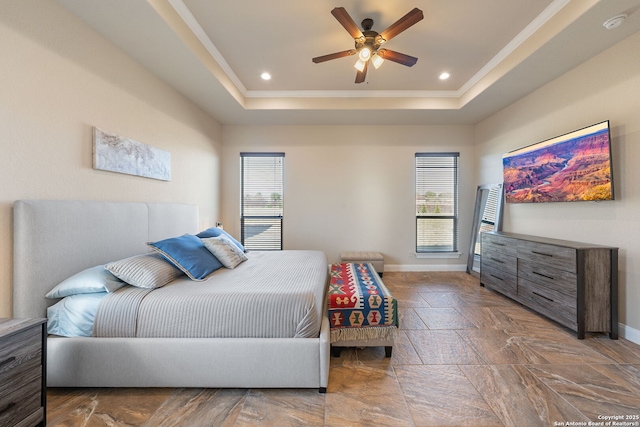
[105,253,183,289]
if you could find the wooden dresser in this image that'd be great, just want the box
[480,231,618,339]
[0,318,47,427]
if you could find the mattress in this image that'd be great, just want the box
[93,250,328,339]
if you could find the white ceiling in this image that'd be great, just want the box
[55,0,640,125]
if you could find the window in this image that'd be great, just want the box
[415,153,459,253]
[240,153,284,250]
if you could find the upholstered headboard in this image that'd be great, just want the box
[13,200,198,318]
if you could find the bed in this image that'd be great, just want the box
[12,200,330,391]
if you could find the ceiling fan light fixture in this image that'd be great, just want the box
[313,7,423,83]
[371,53,384,69]
[358,46,371,61]
[354,59,367,72]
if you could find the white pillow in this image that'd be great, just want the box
[46,265,124,298]
[201,235,248,269]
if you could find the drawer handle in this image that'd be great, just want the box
[0,356,16,369]
[533,271,554,280]
[532,291,553,302]
[490,274,504,281]
[490,257,504,264]
[531,250,553,257]
[493,242,505,246]
[0,402,16,415]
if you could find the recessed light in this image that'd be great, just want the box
[603,14,627,30]
[260,72,271,81]
[439,72,450,80]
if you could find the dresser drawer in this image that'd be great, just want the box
[517,240,577,273]
[517,259,577,297]
[518,277,577,325]
[0,350,42,427]
[0,319,46,427]
[481,264,517,298]
[0,356,41,400]
[0,373,42,427]
[482,233,517,257]
[0,326,41,376]
[482,247,517,276]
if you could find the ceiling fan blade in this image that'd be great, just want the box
[355,60,368,83]
[379,8,424,43]
[312,50,356,64]
[379,49,418,67]
[331,7,364,39]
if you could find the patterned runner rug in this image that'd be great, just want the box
[328,263,398,342]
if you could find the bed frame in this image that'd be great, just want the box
[13,200,330,391]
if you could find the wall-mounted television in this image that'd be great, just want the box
[503,120,614,203]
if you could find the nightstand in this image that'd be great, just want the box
[0,318,47,427]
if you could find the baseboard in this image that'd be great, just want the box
[385,264,467,272]
[619,323,640,345]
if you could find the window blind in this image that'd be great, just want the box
[240,153,284,250]
[415,153,459,253]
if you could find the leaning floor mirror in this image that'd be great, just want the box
[466,183,504,277]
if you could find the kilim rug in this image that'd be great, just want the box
[327,263,398,342]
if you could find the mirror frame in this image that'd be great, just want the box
[466,183,504,276]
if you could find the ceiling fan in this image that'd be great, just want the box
[312,7,424,83]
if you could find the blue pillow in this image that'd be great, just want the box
[196,228,246,252]
[147,234,222,281]
[46,265,125,298]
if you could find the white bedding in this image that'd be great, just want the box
[94,250,328,338]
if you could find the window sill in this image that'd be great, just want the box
[413,252,462,259]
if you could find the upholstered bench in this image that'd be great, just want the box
[328,263,397,357]
[340,251,384,276]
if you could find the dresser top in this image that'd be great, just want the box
[487,231,618,250]
[0,318,46,339]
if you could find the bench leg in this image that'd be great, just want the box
[385,346,393,357]
[331,346,343,357]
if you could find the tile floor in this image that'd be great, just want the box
[47,272,640,426]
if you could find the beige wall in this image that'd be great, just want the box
[475,31,640,338]
[0,1,223,317]
[221,125,475,269]
[4,1,637,340]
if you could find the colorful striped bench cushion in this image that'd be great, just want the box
[327,263,398,343]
